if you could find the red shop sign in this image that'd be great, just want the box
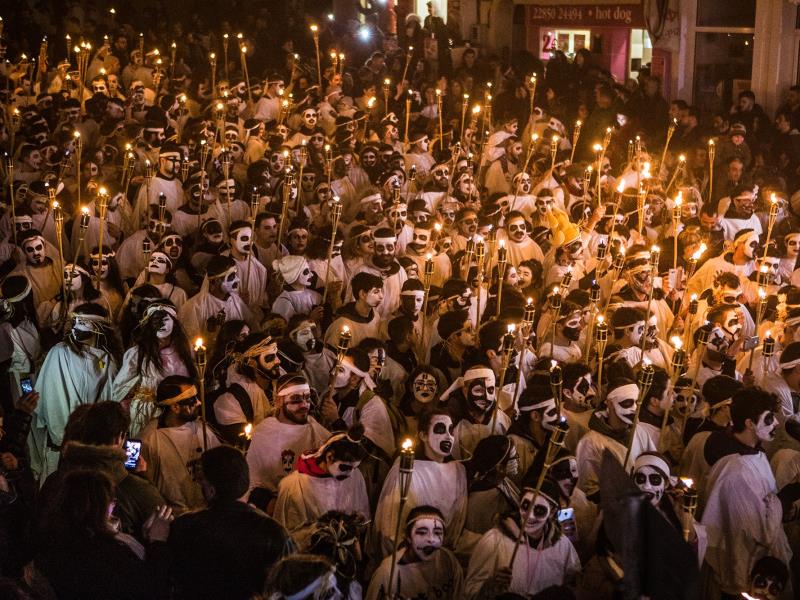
[528,3,645,28]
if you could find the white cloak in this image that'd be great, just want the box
[366,546,464,600]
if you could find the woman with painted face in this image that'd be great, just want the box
[273,423,370,549]
[464,476,580,599]
[367,505,464,600]
[88,245,126,321]
[575,375,657,501]
[463,435,520,537]
[701,388,794,597]
[271,254,323,323]
[42,262,106,334]
[28,303,121,483]
[777,231,800,283]
[397,365,440,434]
[113,301,196,436]
[373,408,467,557]
[128,244,188,312]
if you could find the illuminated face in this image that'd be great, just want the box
[633,466,666,506]
[374,241,396,266]
[536,194,555,215]
[759,258,780,283]
[508,141,523,160]
[505,266,519,287]
[64,266,82,292]
[749,573,785,600]
[610,391,638,425]
[161,235,183,260]
[518,265,533,287]
[466,377,495,412]
[457,174,476,199]
[415,136,429,152]
[288,229,308,253]
[280,388,311,424]
[740,232,760,259]
[90,254,110,278]
[220,268,240,295]
[458,213,478,237]
[423,414,454,460]
[733,192,755,217]
[626,321,646,346]
[22,237,46,265]
[560,311,583,342]
[293,323,316,351]
[365,287,384,308]
[410,229,430,251]
[786,235,800,258]
[431,166,449,189]
[673,388,697,418]
[296,262,313,287]
[628,267,652,295]
[154,312,174,339]
[536,398,561,431]
[357,231,374,255]
[681,201,698,220]
[401,290,425,315]
[269,152,285,173]
[361,150,377,167]
[147,251,171,275]
[508,217,527,243]
[412,372,437,403]
[520,491,552,537]
[232,227,253,255]
[515,173,532,194]
[300,172,316,192]
[755,410,778,442]
[409,517,444,561]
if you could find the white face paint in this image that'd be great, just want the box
[302,109,317,129]
[569,374,595,410]
[232,227,253,255]
[296,263,313,287]
[552,457,579,498]
[424,414,454,460]
[611,393,637,425]
[90,255,110,278]
[365,287,384,308]
[403,291,425,314]
[409,517,445,561]
[786,235,800,259]
[741,232,760,259]
[155,313,174,338]
[467,377,496,412]
[64,267,82,292]
[536,398,561,431]
[410,229,430,250]
[147,252,171,275]
[520,491,552,537]
[294,325,316,351]
[334,363,353,388]
[515,173,532,194]
[755,410,778,442]
[626,321,646,346]
[633,465,666,506]
[412,372,437,403]
[23,237,46,265]
[329,459,360,481]
[220,268,240,295]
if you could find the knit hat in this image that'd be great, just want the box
[273,255,307,285]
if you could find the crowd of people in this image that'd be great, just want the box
[1,1,800,599]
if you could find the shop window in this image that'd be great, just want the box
[693,32,753,113]
[696,0,755,28]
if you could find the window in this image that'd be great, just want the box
[697,0,756,28]
[694,32,754,113]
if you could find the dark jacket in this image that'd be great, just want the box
[38,442,165,541]
[168,499,293,600]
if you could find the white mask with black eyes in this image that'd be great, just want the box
[296,263,313,287]
[23,237,46,265]
[63,267,83,292]
[411,229,430,250]
[293,324,316,351]
[232,227,252,255]
[147,252,171,275]
[424,414,454,460]
[633,465,666,506]
[569,374,595,409]
[155,313,174,338]
[515,174,532,194]
[409,517,444,561]
[520,491,552,537]
[467,377,496,412]
[535,398,561,431]
[609,391,638,425]
[755,410,777,442]
[741,232,759,259]
[221,268,240,295]
[329,459,360,481]
[302,109,317,129]
[412,372,437,403]
[402,290,425,314]
[508,218,527,242]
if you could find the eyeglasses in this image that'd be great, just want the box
[634,472,664,486]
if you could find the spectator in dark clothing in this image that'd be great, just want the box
[675,106,703,154]
[34,470,171,600]
[168,446,293,600]
[37,402,165,542]
[577,84,616,161]
[630,75,670,144]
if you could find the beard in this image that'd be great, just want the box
[282,405,309,425]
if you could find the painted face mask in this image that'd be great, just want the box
[296,264,313,287]
[71,314,103,342]
[431,167,449,189]
[63,265,84,292]
[231,227,252,255]
[155,312,175,338]
[740,232,760,260]
[534,397,561,431]
[520,491,552,537]
[413,372,437,403]
[626,322,646,347]
[786,235,800,259]
[161,235,183,260]
[23,237,46,265]
[425,414,454,460]
[256,345,281,379]
[506,219,526,244]
[755,410,777,442]
[466,374,496,413]
[301,109,317,129]
[220,268,240,295]
[749,574,786,600]
[551,457,579,498]
[569,374,595,410]
[148,218,169,238]
[147,251,171,275]
[634,466,666,506]
[293,323,316,351]
[515,173,532,194]
[410,229,430,251]
[368,348,386,379]
[329,459,360,481]
[89,254,111,278]
[560,312,583,342]
[537,194,555,215]
[409,516,445,561]
[608,383,640,425]
[401,290,425,314]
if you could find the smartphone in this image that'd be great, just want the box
[742,336,759,352]
[20,377,33,395]
[557,507,574,523]
[124,439,142,471]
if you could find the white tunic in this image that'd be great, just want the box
[366,547,464,600]
[374,459,468,556]
[274,470,371,550]
[246,417,331,494]
[213,369,272,427]
[272,288,322,322]
[465,526,581,599]
[178,283,254,345]
[452,411,511,461]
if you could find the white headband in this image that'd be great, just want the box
[64,264,91,279]
[278,383,311,397]
[3,279,31,303]
[606,383,639,405]
[373,234,397,244]
[781,356,800,370]
[360,193,383,205]
[142,303,177,322]
[520,396,556,412]
[634,453,671,478]
[464,367,496,385]
[401,290,425,297]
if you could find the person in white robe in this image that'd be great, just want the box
[226,220,268,309]
[247,373,330,498]
[272,255,323,323]
[12,230,61,310]
[132,142,184,224]
[113,302,194,436]
[273,425,371,549]
[685,228,758,304]
[178,254,255,346]
[0,275,41,407]
[367,506,464,600]
[374,410,468,557]
[28,307,118,482]
[464,479,581,599]
[348,228,407,320]
[140,375,221,515]
[115,206,171,281]
[129,250,188,311]
[700,389,793,596]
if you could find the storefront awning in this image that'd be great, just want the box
[515,0,645,28]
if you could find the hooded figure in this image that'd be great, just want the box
[271,255,322,322]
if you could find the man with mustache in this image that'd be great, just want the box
[12,229,61,310]
[246,373,330,504]
[701,389,794,597]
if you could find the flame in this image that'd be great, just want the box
[680,477,693,488]
[425,252,433,261]
[678,154,686,162]
[593,143,602,152]
[552,134,559,143]
[690,293,697,301]
[651,245,660,253]
[310,24,318,32]
[498,239,506,249]
[341,325,350,334]
[98,187,107,196]
[80,206,89,216]
[708,139,714,146]
[550,359,558,369]
[576,119,582,127]
[527,297,533,304]
[552,286,560,295]
[675,191,683,206]
[597,314,605,324]
[244,423,252,436]
[508,323,516,334]
[531,133,539,142]
[402,438,413,451]
[766,330,773,338]
[770,193,777,205]
[194,337,204,350]
[670,336,683,350]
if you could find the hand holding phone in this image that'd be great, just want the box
[20,377,33,395]
[124,439,142,471]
